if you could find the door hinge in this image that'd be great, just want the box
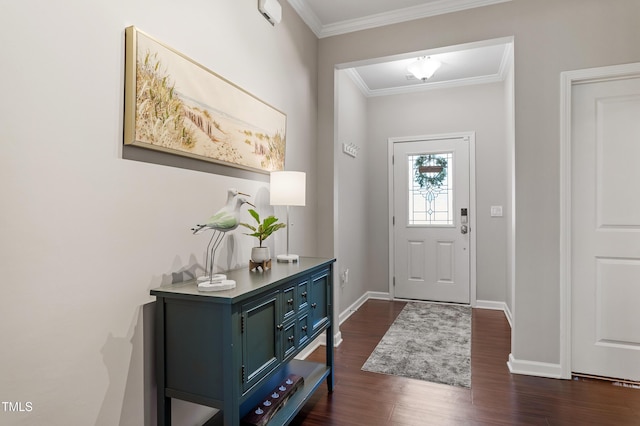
[241,365,246,383]
[241,315,245,333]
[393,276,396,286]
[393,216,395,226]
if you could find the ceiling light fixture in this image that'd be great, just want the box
[407,56,441,81]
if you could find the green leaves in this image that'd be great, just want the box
[248,208,260,224]
[414,154,447,189]
[240,209,286,247]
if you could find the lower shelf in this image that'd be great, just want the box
[242,359,330,426]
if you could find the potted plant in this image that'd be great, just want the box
[240,209,286,262]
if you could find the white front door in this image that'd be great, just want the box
[392,136,470,303]
[571,74,640,381]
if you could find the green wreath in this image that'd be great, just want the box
[414,155,447,189]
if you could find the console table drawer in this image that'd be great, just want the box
[297,280,309,311]
[282,285,296,320]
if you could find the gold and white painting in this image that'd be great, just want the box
[124,26,286,173]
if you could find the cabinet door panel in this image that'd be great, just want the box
[310,270,330,334]
[241,291,279,392]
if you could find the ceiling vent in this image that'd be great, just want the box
[258,0,282,25]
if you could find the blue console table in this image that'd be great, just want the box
[150,257,335,425]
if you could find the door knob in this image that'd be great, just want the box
[461,225,468,234]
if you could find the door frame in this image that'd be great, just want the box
[388,132,477,306]
[559,62,640,379]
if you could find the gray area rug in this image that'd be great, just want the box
[361,302,471,388]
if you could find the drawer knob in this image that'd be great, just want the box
[311,303,317,308]
[287,298,294,305]
[302,325,308,331]
[277,324,284,330]
[301,291,307,298]
[288,335,294,342]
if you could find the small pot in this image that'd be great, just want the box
[251,246,271,263]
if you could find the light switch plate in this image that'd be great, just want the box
[491,206,503,217]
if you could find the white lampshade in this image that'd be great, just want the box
[270,171,306,206]
[407,56,441,80]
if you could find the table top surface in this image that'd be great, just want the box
[150,257,335,303]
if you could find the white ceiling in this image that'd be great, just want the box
[286,0,513,95]
[346,40,512,96]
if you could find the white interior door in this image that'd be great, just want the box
[393,137,470,303]
[571,74,640,381]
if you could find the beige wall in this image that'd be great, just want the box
[318,0,640,367]
[0,1,318,424]
[335,71,370,314]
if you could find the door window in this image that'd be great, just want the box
[408,152,453,226]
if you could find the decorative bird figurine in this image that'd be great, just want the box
[191,189,254,283]
[191,188,250,234]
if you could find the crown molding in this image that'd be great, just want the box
[361,73,506,97]
[289,0,511,38]
[343,68,371,95]
[287,0,323,36]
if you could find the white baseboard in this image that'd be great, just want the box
[338,293,368,325]
[475,299,513,328]
[298,291,390,359]
[296,330,343,360]
[475,299,505,310]
[504,303,513,328]
[367,291,392,300]
[507,353,563,379]
[295,339,321,360]
[338,291,391,325]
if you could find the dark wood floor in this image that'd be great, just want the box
[291,300,640,425]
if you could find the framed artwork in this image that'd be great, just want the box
[124,26,286,173]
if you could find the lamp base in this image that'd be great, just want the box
[276,253,299,263]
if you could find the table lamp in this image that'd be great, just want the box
[270,171,306,262]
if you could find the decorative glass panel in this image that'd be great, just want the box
[408,152,453,226]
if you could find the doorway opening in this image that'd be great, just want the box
[333,36,515,317]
